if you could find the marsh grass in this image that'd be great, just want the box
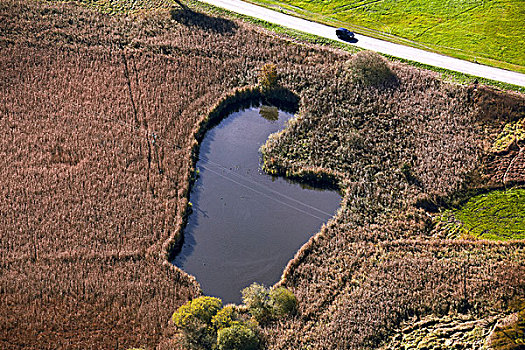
[438,188,525,241]
[2,0,524,349]
[62,0,175,14]
[492,118,525,153]
[0,1,336,347]
[381,313,501,350]
[259,42,525,350]
[489,304,525,349]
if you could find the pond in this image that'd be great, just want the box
[173,106,341,304]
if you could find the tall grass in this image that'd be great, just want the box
[260,42,525,349]
[0,0,523,349]
[0,0,341,347]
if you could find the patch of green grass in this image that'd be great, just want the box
[439,188,525,241]
[244,0,525,73]
[492,118,525,153]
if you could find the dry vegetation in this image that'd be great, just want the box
[0,0,343,347]
[260,53,525,348]
[0,0,524,349]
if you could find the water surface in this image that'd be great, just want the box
[173,107,341,304]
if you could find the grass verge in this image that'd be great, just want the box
[242,0,525,73]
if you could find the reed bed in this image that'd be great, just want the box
[0,0,341,347]
[0,0,523,349]
[261,47,525,349]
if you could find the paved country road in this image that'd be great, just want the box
[199,0,525,87]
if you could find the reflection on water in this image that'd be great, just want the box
[259,105,279,121]
[173,107,341,304]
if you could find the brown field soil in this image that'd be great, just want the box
[0,0,524,349]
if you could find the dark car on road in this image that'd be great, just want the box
[336,27,354,41]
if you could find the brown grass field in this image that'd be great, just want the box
[0,0,524,349]
[261,57,525,349]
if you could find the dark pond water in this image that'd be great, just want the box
[173,106,341,304]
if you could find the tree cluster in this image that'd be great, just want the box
[171,285,297,350]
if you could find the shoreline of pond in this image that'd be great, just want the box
[166,86,343,303]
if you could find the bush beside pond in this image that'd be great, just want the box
[171,286,297,349]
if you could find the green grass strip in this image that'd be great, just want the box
[440,188,525,241]
[242,0,525,73]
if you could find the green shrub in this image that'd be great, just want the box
[172,296,223,349]
[172,296,223,326]
[212,305,240,331]
[491,118,524,153]
[270,287,297,317]
[242,283,298,324]
[217,324,260,350]
[258,63,278,90]
[345,50,397,87]
[241,283,273,324]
